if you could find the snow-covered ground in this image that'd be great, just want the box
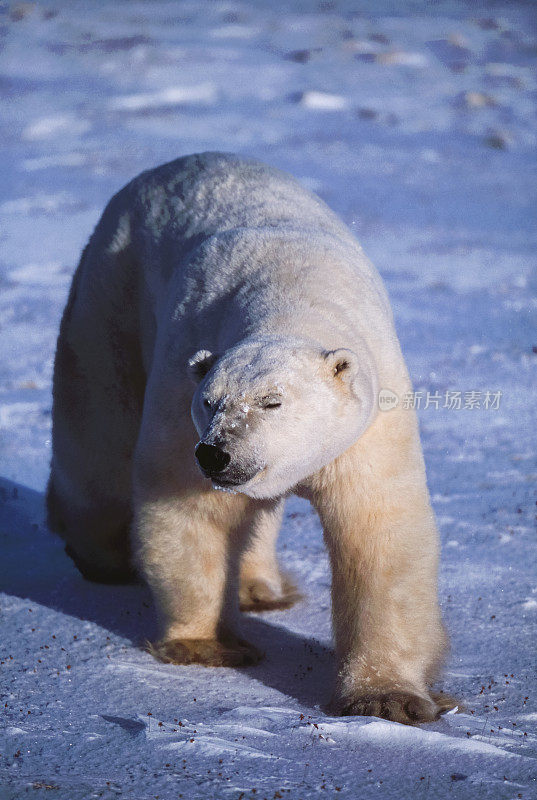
[1,1,536,797]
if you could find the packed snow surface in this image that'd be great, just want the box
[1,1,536,798]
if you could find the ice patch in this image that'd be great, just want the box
[107,660,188,684]
[110,84,217,111]
[421,148,441,162]
[0,402,41,428]
[219,706,301,734]
[431,493,468,503]
[145,713,286,760]
[23,114,91,140]
[9,262,70,286]
[222,706,300,718]
[377,51,428,67]
[487,470,525,484]
[299,91,349,111]
[163,736,280,759]
[209,25,260,40]
[469,344,487,355]
[522,598,537,611]
[0,193,79,215]
[22,153,86,172]
[298,719,520,757]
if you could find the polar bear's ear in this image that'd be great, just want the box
[323,348,358,383]
[187,350,218,383]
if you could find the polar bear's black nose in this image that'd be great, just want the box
[195,443,231,474]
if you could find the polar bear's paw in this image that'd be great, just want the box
[239,573,302,612]
[147,636,263,667]
[340,690,441,725]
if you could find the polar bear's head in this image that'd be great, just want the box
[188,337,377,499]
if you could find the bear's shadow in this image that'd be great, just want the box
[0,476,334,710]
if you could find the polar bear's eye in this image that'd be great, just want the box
[203,398,213,409]
[260,396,282,410]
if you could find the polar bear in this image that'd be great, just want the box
[47,152,450,724]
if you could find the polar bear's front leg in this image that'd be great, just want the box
[239,499,301,612]
[312,410,449,724]
[133,485,262,667]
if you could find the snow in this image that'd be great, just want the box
[23,114,92,142]
[299,91,349,110]
[109,84,218,111]
[1,1,536,798]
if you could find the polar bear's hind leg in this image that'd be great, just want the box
[47,236,145,584]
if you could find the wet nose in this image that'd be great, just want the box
[195,443,231,474]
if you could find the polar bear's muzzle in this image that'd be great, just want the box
[195,441,261,488]
[195,443,231,475]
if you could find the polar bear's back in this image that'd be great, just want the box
[118,153,389,320]
[77,153,394,379]
[126,152,354,248]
